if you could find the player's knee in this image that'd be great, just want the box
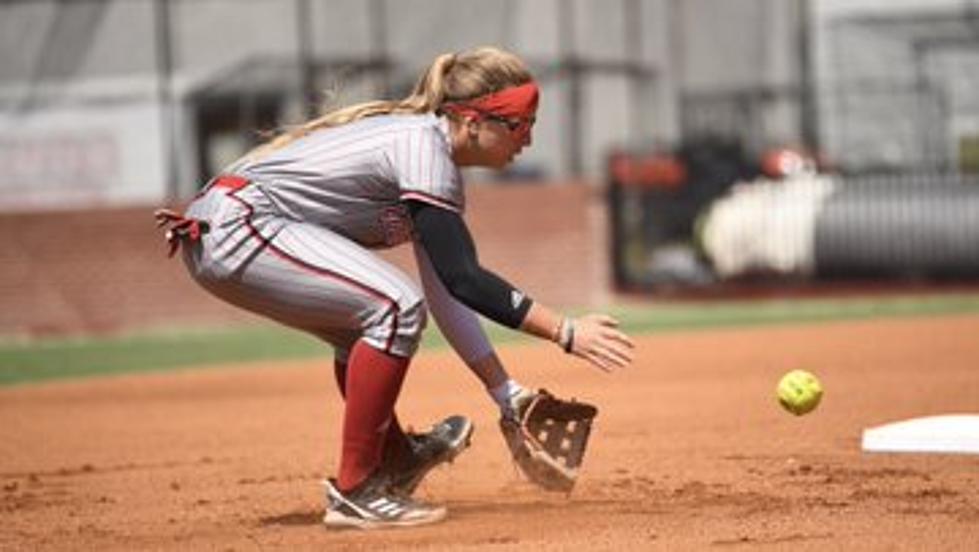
[397,296,428,348]
[362,295,427,358]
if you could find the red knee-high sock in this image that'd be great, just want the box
[337,341,410,492]
[334,359,412,468]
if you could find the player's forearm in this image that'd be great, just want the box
[518,302,565,346]
[415,241,514,391]
[467,351,509,390]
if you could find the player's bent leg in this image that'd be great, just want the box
[181,208,430,359]
[337,340,410,491]
[335,357,474,496]
[334,357,415,480]
[176,209,453,518]
[327,340,451,529]
[358,293,427,359]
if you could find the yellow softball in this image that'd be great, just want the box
[776,369,823,416]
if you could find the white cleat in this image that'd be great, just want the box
[322,477,446,530]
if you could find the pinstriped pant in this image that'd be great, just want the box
[181,184,427,360]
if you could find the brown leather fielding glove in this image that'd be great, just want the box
[499,389,598,493]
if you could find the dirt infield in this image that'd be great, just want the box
[2,314,978,550]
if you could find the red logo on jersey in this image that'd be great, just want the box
[379,205,413,246]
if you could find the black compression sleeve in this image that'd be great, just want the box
[407,200,532,329]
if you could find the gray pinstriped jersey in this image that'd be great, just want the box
[233,113,463,249]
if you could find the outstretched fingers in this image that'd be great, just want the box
[603,326,635,350]
[583,313,620,328]
[586,353,615,373]
[584,335,630,367]
[603,339,634,368]
[571,315,636,372]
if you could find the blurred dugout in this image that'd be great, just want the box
[609,0,979,290]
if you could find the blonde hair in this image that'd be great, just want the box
[250,46,533,156]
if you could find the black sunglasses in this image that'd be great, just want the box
[441,103,536,138]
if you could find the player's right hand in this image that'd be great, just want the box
[569,314,634,372]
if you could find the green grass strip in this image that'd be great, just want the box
[0,327,325,386]
[2,293,978,387]
[613,293,979,334]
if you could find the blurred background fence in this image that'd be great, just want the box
[608,0,979,291]
[0,0,675,208]
[2,0,979,336]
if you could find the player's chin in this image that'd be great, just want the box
[498,151,521,168]
[491,157,512,170]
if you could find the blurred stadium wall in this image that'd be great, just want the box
[815,0,979,173]
[3,0,978,334]
[4,0,975,207]
[0,182,605,337]
[1,0,677,209]
[0,0,848,208]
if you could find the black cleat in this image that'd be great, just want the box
[386,415,474,496]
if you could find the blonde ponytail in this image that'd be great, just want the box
[248,47,530,158]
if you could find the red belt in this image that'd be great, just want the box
[154,175,247,257]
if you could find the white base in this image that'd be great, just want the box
[861,415,979,454]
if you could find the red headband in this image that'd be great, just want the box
[442,81,539,141]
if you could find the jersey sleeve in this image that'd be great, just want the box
[393,124,464,212]
[413,242,494,364]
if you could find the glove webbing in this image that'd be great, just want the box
[522,394,596,471]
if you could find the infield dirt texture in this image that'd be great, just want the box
[2,314,978,550]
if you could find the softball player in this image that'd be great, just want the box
[156,46,634,530]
